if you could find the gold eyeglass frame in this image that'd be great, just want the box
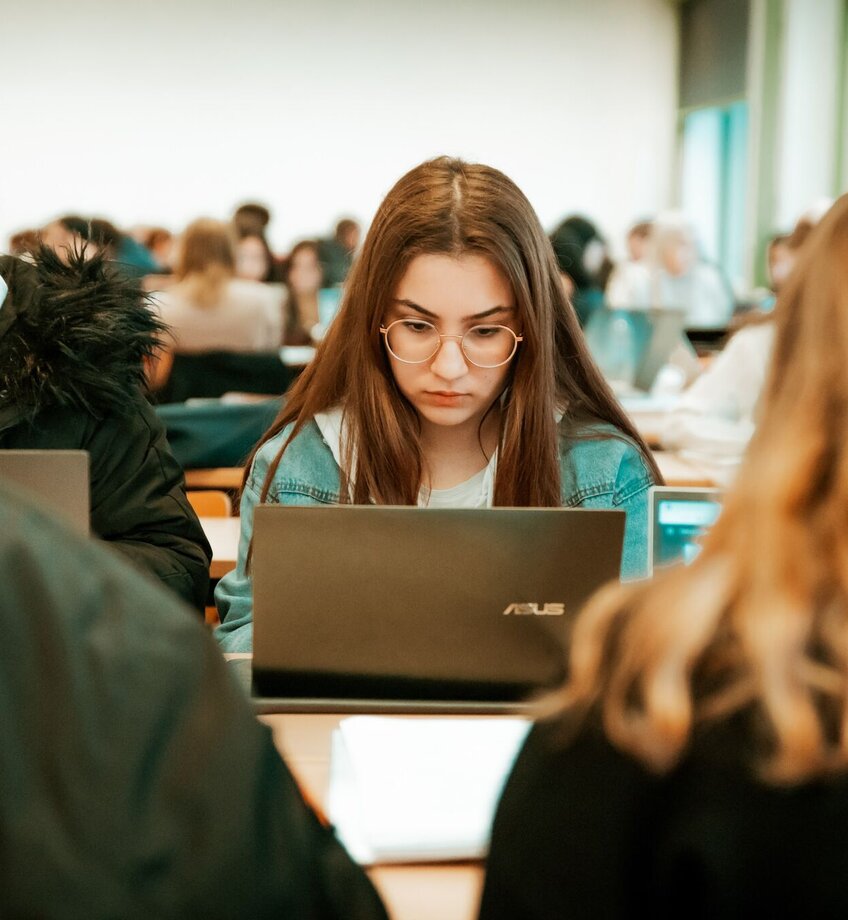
[380,319,524,369]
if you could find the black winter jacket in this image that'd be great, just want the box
[0,249,211,611]
[0,484,387,918]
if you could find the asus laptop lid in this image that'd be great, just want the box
[648,485,722,574]
[0,450,89,536]
[251,505,624,707]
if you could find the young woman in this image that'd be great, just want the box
[215,157,660,652]
[480,195,848,918]
[154,219,282,356]
[282,239,325,345]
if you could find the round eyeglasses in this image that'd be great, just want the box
[380,319,523,369]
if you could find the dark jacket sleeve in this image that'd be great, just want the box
[0,394,212,612]
[85,395,212,611]
[1,488,387,919]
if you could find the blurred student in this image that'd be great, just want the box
[660,219,814,478]
[233,200,272,238]
[89,217,161,280]
[0,484,386,919]
[215,157,660,652]
[606,211,734,328]
[8,228,40,258]
[233,200,284,282]
[480,195,848,919]
[153,218,283,362]
[549,216,613,327]
[40,214,89,261]
[318,217,361,286]
[283,239,324,345]
[625,219,652,263]
[236,232,279,284]
[0,247,211,611]
[140,226,176,272]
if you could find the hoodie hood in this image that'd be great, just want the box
[0,247,165,422]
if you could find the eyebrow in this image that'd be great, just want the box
[391,299,516,321]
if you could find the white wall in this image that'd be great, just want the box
[775,0,844,228]
[1,0,678,253]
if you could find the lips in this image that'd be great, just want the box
[423,391,468,405]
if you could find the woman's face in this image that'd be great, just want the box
[661,236,695,276]
[288,247,322,295]
[384,253,518,436]
[236,236,270,281]
[768,241,795,291]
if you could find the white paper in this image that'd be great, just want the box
[327,716,530,864]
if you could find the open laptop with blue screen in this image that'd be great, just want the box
[648,486,723,574]
[249,505,626,712]
[584,307,688,394]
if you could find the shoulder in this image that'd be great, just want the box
[247,419,341,504]
[727,321,774,355]
[558,420,653,506]
[228,279,279,309]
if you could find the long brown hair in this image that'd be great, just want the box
[175,219,235,309]
[283,239,323,344]
[553,194,848,784]
[249,157,658,505]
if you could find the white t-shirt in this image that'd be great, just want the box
[419,465,491,509]
[314,407,500,506]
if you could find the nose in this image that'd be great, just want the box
[429,335,468,380]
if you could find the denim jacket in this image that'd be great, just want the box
[215,418,654,652]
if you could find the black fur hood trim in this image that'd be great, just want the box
[0,247,166,421]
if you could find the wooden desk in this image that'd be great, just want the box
[200,516,241,579]
[653,451,721,487]
[260,712,485,920]
[185,467,243,490]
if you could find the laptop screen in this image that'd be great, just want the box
[649,486,722,572]
[251,505,626,707]
[584,307,687,393]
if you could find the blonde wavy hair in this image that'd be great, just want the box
[552,194,848,784]
[174,218,235,309]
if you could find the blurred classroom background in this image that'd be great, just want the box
[4,0,844,293]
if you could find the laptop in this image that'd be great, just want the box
[685,326,729,356]
[250,505,625,712]
[584,307,688,394]
[647,485,723,574]
[0,449,90,536]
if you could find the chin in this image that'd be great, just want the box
[424,408,485,430]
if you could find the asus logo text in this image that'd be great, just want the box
[502,602,566,616]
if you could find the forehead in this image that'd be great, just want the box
[393,253,513,316]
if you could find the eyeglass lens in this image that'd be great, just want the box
[385,320,517,368]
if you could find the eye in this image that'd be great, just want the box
[467,324,504,340]
[400,320,434,335]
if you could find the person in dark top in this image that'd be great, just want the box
[480,194,848,919]
[0,484,387,919]
[0,246,211,612]
[317,217,360,287]
[549,215,613,328]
